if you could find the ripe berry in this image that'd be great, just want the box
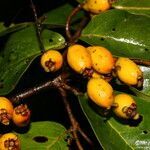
[115,57,143,87]
[113,93,139,120]
[67,44,92,75]
[12,104,31,127]
[87,78,114,109]
[0,97,14,125]
[40,50,63,72]
[87,46,115,74]
[83,0,111,14]
[0,133,20,150]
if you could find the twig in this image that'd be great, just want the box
[131,58,150,66]
[65,3,85,44]
[59,87,84,150]
[71,16,89,44]
[78,127,93,145]
[58,87,93,148]
[10,75,81,104]
[10,75,92,148]
[30,0,45,53]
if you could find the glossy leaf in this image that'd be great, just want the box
[0,24,65,95]
[43,3,85,27]
[17,121,69,150]
[79,94,150,149]
[0,23,30,37]
[80,9,150,60]
[112,0,150,16]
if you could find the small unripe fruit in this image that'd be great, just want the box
[67,44,92,75]
[113,94,139,120]
[83,0,111,14]
[40,50,63,72]
[87,78,114,109]
[0,133,20,150]
[0,97,14,125]
[87,46,115,74]
[115,57,143,87]
[12,104,31,127]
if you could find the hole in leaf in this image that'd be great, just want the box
[100,38,104,41]
[49,39,53,43]
[0,79,4,88]
[112,28,116,31]
[33,136,48,143]
[143,130,148,134]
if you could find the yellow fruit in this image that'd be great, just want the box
[67,44,92,74]
[12,104,31,127]
[87,78,114,109]
[83,0,111,14]
[0,97,14,125]
[40,50,63,72]
[113,93,139,120]
[115,57,143,87]
[87,46,115,74]
[0,133,20,150]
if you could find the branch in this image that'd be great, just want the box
[66,3,87,45]
[10,75,81,104]
[10,75,93,148]
[58,88,84,150]
[30,0,45,53]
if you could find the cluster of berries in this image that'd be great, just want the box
[40,44,143,120]
[0,97,30,150]
[66,44,143,120]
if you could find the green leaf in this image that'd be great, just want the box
[80,9,150,60]
[76,0,84,3]
[78,94,150,149]
[0,24,65,95]
[16,121,69,150]
[43,3,85,27]
[112,0,150,16]
[0,23,30,37]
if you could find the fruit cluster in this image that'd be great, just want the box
[66,44,143,120]
[0,97,31,127]
[0,97,30,150]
